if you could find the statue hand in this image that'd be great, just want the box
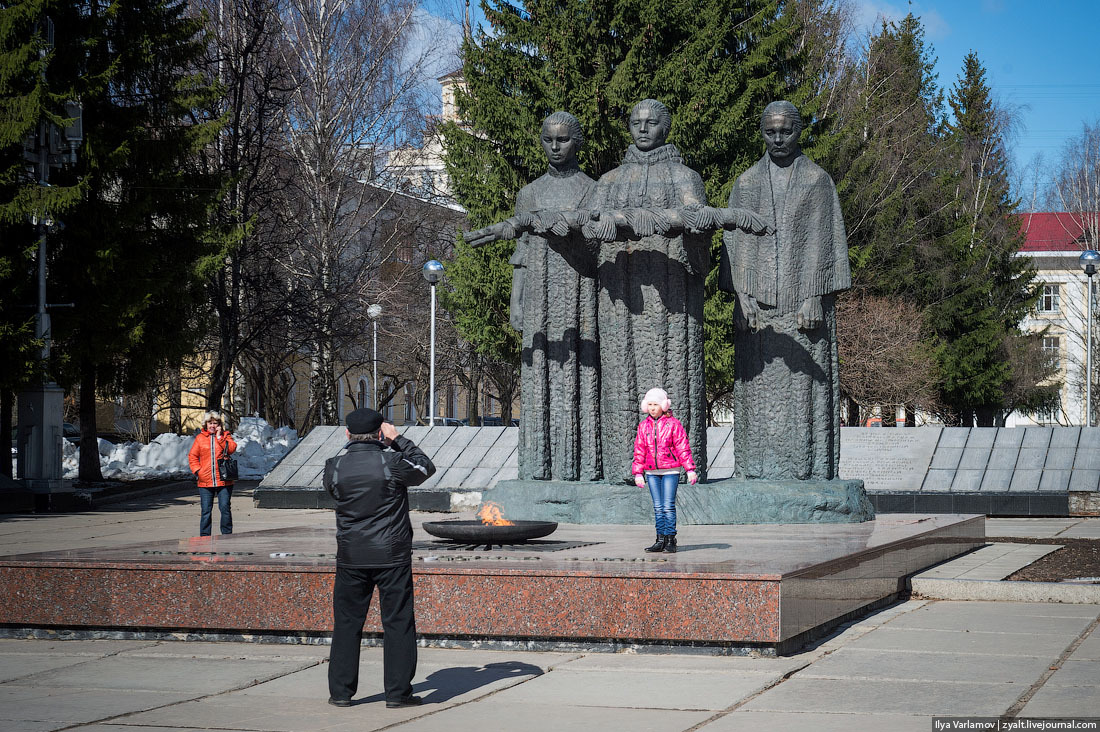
[736,292,761,332]
[796,296,823,331]
[725,207,772,235]
[513,212,535,229]
[465,226,500,248]
[626,208,657,237]
[690,206,723,232]
[530,211,553,234]
[584,216,618,242]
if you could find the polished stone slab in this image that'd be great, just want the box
[0,515,982,653]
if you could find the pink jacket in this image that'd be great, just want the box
[632,413,696,475]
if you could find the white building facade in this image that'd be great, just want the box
[1007,212,1097,427]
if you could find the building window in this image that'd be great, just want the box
[404,382,415,424]
[1035,395,1061,426]
[1038,284,1060,313]
[357,378,369,409]
[381,379,394,422]
[1042,336,1061,370]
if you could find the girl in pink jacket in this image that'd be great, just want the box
[632,387,698,553]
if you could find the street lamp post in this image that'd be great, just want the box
[367,304,381,410]
[422,261,444,424]
[1080,250,1099,427]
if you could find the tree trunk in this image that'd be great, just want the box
[78,360,103,482]
[1,389,12,478]
[845,395,860,427]
[168,365,182,434]
[975,406,996,427]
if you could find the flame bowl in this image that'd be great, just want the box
[421,520,558,543]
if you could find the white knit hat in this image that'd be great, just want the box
[640,388,671,412]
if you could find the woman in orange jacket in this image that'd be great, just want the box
[188,411,238,536]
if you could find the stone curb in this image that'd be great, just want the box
[909,577,1100,603]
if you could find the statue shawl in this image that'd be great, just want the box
[590,143,710,277]
[719,154,850,311]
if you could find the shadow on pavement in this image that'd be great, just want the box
[356,661,544,705]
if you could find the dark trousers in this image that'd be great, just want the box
[328,564,417,702]
[199,486,233,536]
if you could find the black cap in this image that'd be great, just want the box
[346,408,384,435]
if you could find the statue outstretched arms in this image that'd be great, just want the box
[465,206,771,246]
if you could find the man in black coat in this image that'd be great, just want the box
[324,408,436,708]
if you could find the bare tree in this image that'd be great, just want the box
[837,293,941,425]
[190,0,297,414]
[1048,119,1100,249]
[274,0,445,429]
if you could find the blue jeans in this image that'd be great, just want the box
[199,486,233,536]
[646,473,678,536]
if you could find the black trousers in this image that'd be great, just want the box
[328,564,417,702]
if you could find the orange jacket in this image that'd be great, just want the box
[188,428,237,488]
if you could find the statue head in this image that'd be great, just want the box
[760,100,803,165]
[629,99,671,152]
[541,111,584,170]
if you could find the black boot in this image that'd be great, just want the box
[645,534,667,553]
[663,534,677,553]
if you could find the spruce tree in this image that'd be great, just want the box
[442,0,814,420]
[937,51,1050,424]
[1,0,87,475]
[46,0,226,479]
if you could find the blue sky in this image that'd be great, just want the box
[863,1,1100,190]
[418,1,1100,191]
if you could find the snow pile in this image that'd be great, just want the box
[232,417,299,479]
[62,417,299,481]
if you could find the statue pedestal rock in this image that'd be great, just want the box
[485,478,872,525]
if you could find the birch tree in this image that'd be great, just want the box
[275,0,444,428]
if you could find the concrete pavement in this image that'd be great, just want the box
[0,485,1098,730]
[1,598,1097,731]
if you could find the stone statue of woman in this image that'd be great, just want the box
[467,111,601,481]
[586,99,718,482]
[718,101,851,480]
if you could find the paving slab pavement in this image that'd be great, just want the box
[0,598,1097,731]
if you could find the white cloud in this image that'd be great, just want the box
[403,8,464,115]
[852,0,951,41]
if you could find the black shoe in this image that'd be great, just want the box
[328,698,352,707]
[385,695,423,708]
[645,534,667,553]
[664,535,677,553]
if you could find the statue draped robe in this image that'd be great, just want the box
[588,143,709,481]
[514,168,602,481]
[719,153,850,480]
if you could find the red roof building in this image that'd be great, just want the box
[1015,212,1095,253]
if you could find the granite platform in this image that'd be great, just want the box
[0,514,983,654]
[255,426,1100,516]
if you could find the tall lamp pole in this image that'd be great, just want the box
[422,261,444,424]
[367,304,381,410]
[1081,250,1099,427]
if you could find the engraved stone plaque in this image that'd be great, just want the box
[839,427,942,491]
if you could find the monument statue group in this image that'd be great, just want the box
[469,100,869,522]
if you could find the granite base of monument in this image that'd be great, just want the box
[0,514,981,654]
[484,477,874,524]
